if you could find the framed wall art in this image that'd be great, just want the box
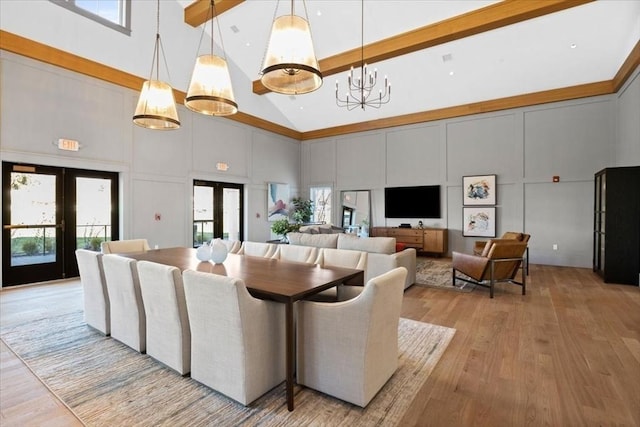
[267,182,289,221]
[463,207,496,237]
[463,174,496,206]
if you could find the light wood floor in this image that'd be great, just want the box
[1,265,639,426]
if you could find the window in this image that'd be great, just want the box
[310,186,332,224]
[51,0,131,35]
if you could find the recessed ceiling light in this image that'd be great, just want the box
[300,106,304,110]
[316,10,322,16]
[245,42,251,47]
[449,71,455,76]
[570,43,577,49]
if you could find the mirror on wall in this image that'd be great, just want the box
[341,190,371,237]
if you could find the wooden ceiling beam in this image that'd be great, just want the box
[184,0,245,28]
[612,39,640,93]
[253,0,594,94]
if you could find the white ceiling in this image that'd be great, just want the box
[174,0,639,134]
[2,1,639,135]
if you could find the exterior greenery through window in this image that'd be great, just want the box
[50,0,131,35]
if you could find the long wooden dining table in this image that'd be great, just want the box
[121,246,364,411]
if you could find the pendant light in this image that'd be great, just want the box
[185,0,237,116]
[133,0,180,129]
[260,0,322,95]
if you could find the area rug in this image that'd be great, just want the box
[415,257,474,292]
[1,311,455,426]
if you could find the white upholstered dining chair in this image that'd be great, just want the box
[296,267,407,407]
[75,249,110,335]
[313,248,368,301]
[137,261,190,375]
[101,239,150,254]
[237,241,277,258]
[102,254,146,352]
[182,270,286,405]
[271,244,319,264]
[220,239,241,254]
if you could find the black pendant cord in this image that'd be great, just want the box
[360,0,365,106]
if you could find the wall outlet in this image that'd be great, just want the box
[553,244,558,250]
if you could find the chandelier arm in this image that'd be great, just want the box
[335,0,390,110]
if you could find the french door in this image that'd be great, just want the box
[193,180,243,247]
[2,162,119,286]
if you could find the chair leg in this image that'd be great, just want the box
[522,265,526,295]
[490,261,494,298]
[452,269,456,287]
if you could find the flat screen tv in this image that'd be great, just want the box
[385,185,441,218]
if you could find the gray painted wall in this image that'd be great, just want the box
[0,52,301,261]
[302,66,640,268]
[1,50,638,273]
[615,72,640,166]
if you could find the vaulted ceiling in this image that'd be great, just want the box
[1,0,639,140]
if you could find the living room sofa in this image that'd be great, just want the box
[286,232,416,289]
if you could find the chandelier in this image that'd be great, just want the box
[133,0,180,130]
[336,0,390,110]
[260,0,323,95]
[185,0,237,116]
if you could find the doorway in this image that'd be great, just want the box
[192,180,243,247]
[2,162,119,286]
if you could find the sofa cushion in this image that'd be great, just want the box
[287,232,339,248]
[298,225,320,234]
[337,234,396,255]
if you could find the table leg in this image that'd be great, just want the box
[285,301,294,411]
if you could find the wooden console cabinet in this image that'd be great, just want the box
[371,227,448,256]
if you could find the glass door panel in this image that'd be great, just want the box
[8,171,59,266]
[222,188,240,241]
[193,185,214,246]
[2,164,63,285]
[76,177,114,251]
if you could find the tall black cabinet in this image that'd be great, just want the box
[593,166,640,285]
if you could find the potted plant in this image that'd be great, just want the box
[292,197,313,224]
[271,219,300,242]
